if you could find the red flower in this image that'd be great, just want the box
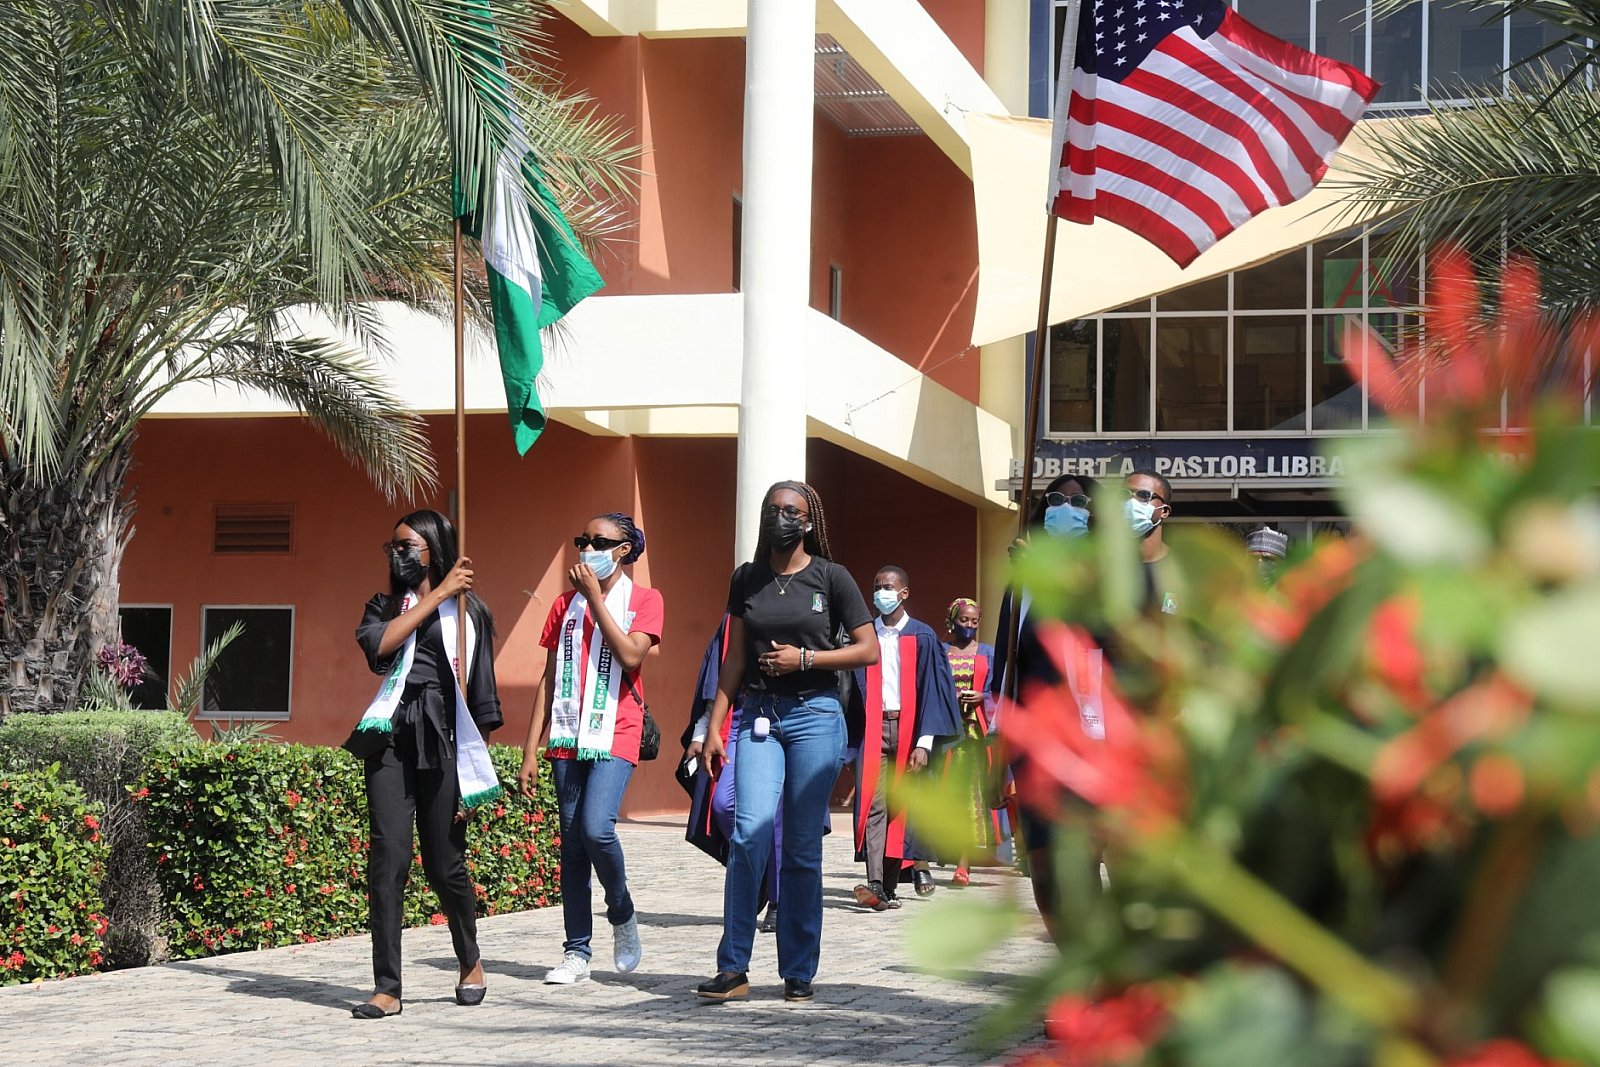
[494,805,506,818]
[132,787,150,800]
[70,934,83,946]
[1371,674,1531,804]
[533,809,545,824]
[83,814,100,831]
[429,913,447,926]
[88,951,103,967]
[319,885,335,895]
[192,875,205,891]
[1446,1039,1558,1067]
[242,887,253,898]
[46,924,59,935]
[999,624,1185,836]
[91,914,108,935]
[498,845,511,858]
[285,790,301,809]
[285,883,296,894]
[1368,595,1431,710]
[261,919,274,930]
[1042,986,1170,1067]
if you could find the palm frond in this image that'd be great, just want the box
[1333,73,1600,320]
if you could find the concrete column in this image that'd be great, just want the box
[978,0,1031,637]
[735,0,817,564]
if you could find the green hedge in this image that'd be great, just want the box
[0,711,194,966]
[138,743,559,959]
[0,769,111,984]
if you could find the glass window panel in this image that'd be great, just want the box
[1157,274,1228,312]
[1508,11,1588,88]
[1235,0,1311,50]
[1102,318,1151,432]
[1155,318,1227,431]
[1430,1,1506,98]
[1109,298,1153,314]
[1312,313,1364,429]
[1367,229,1419,309]
[1312,233,1367,310]
[1372,2,1423,103]
[1235,248,1307,310]
[1048,320,1097,433]
[201,607,293,717]
[1367,312,1422,423]
[118,606,172,711]
[1234,315,1308,430]
[1314,0,1368,74]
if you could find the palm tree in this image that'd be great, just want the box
[0,0,632,716]
[1338,1,1600,320]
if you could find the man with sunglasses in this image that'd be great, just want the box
[1123,470,1178,616]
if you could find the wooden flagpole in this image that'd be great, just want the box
[1002,0,1082,705]
[1002,213,1060,704]
[453,218,469,682]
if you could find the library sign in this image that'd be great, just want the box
[1004,439,1346,490]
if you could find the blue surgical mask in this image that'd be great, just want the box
[951,623,977,643]
[1124,497,1160,537]
[581,548,619,581]
[1044,503,1091,538]
[874,589,903,616]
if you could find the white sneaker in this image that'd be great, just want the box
[613,916,642,974]
[544,952,590,985]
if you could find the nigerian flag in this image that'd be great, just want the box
[454,35,604,454]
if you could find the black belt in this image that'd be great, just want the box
[881,711,901,722]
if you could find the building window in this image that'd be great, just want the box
[117,605,172,711]
[828,264,843,320]
[198,606,294,720]
[1044,1,1589,114]
[732,196,743,293]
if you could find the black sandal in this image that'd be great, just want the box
[351,1001,402,1019]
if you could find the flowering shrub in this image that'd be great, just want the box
[0,710,195,966]
[0,770,111,985]
[95,642,150,690]
[905,255,1600,1065]
[138,743,558,959]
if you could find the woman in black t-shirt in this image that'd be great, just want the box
[694,481,877,1004]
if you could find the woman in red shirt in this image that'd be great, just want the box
[517,512,663,985]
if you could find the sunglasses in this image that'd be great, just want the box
[573,534,627,551]
[1126,488,1168,505]
[1044,491,1091,509]
[381,539,427,554]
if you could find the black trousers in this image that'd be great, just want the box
[365,741,479,998]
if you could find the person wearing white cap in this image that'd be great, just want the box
[1245,526,1289,583]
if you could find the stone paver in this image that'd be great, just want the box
[1,818,1052,1066]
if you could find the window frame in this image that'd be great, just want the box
[116,603,174,711]
[195,604,296,722]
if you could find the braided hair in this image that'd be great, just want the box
[382,509,495,639]
[753,480,835,562]
[596,512,646,566]
[946,597,980,630]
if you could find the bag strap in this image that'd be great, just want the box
[621,671,651,716]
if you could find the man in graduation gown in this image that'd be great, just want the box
[850,565,961,910]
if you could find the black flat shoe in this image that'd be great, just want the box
[455,983,487,1006]
[695,971,749,1001]
[351,1001,402,1019]
[914,869,935,897]
[783,979,813,1002]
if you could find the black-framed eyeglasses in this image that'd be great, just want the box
[1044,491,1091,509]
[382,539,428,554]
[1126,488,1167,505]
[762,504,809,522]
[574,534,628,551]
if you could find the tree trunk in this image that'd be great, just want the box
[0,444,133,719]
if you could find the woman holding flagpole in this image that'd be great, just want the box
[518,512,662,986]
[349,509,503,1019]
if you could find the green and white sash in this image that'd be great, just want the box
[354,592,501,808]
[549,575,634,761]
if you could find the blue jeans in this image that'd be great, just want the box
[711,703,781,904]
[716,691,846,981]
[551,757,635,960]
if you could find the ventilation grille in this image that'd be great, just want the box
[213,504,294,554]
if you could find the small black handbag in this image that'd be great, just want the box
[625,675,661,761]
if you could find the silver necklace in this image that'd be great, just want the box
[774,571,798,595]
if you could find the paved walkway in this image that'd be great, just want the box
[1,819,1053,1066]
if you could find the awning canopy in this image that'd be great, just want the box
[968,113,1414,347]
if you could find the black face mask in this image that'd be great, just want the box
[762,512,807,550]
[387,547,428,589]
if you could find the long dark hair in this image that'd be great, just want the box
[383,509,495,639]
[753,480,834,562]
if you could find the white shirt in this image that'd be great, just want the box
[876,612,933,752]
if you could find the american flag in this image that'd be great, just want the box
[1048,0,1380,266]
